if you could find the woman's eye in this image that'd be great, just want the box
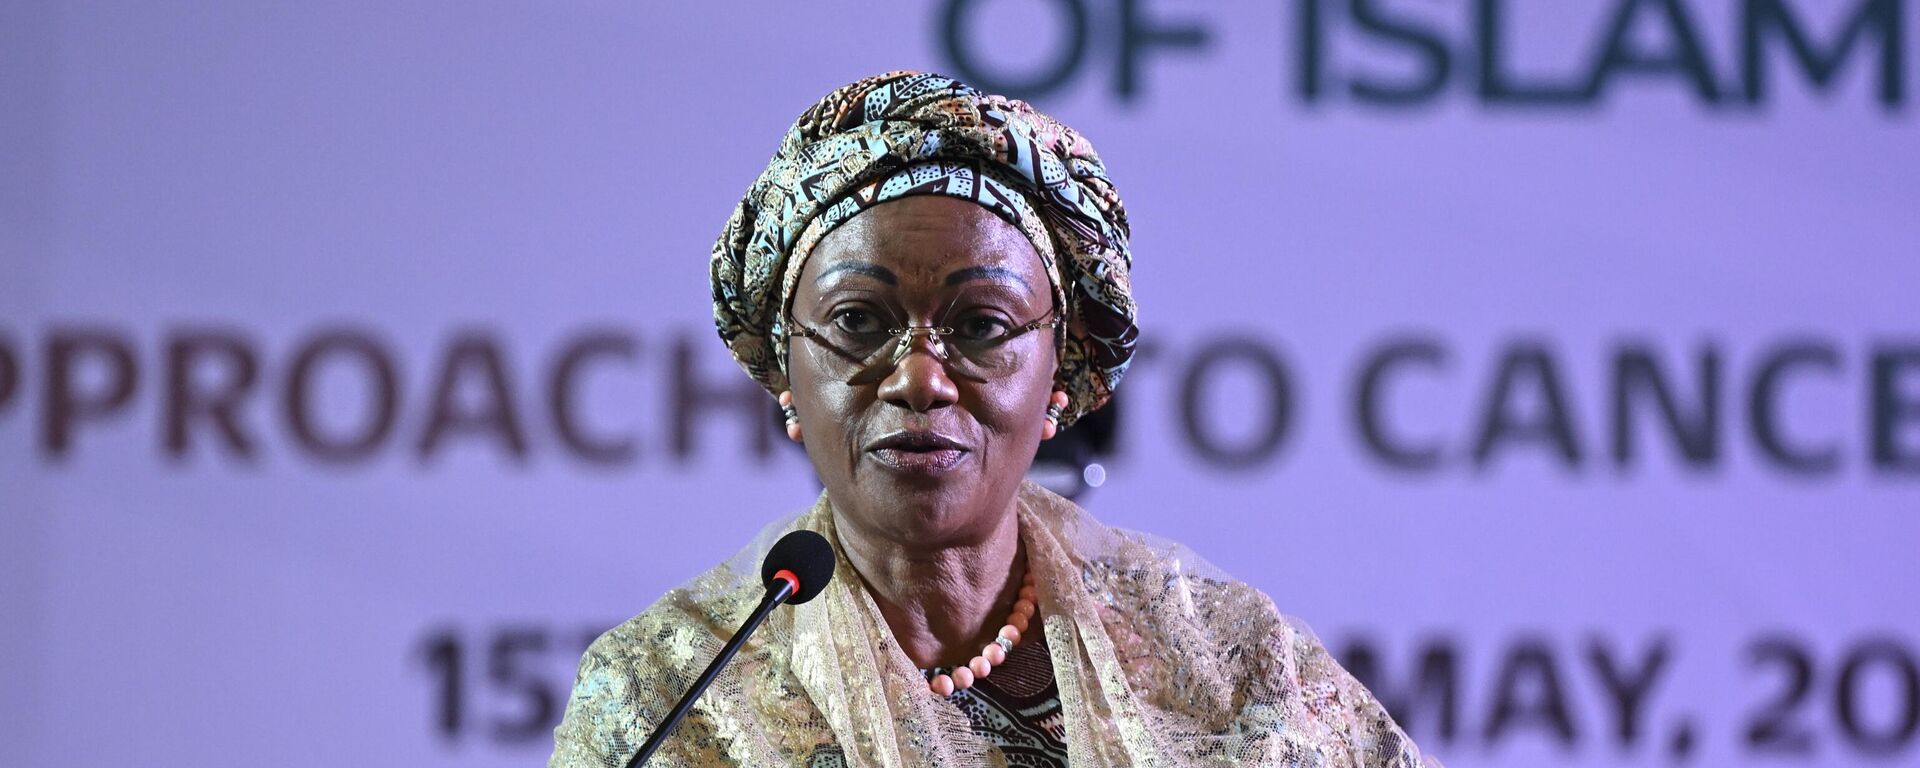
[830,310,882,334]
[957,316,1012,341]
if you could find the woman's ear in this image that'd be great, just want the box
[1041,390,1070,440]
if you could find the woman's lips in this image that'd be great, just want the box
[868,446,969,472]
[866,431,970,473]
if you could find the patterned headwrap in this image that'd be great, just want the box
[711,71,1137,428]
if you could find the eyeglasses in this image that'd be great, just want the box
[785,308,1060,384]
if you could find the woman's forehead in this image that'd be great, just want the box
[804,196,1048,295]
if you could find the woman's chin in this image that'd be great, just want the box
[839,476,996,543]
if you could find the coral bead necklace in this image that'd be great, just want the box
[921,568,1038,696]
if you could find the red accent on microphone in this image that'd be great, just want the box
[772,568,800,595]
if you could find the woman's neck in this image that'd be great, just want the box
[835,502,1028,670]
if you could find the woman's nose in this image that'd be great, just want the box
[876,333,959,413]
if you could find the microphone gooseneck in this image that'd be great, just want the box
[626,529,836,767]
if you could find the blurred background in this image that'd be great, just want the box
[2,1,1916,766]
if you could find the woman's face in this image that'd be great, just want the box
[787,195,1058,550]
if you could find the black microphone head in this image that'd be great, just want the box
[761,530,836,605]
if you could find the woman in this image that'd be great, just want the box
[550,71,1435,768]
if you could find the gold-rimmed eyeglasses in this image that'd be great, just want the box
[785,310,1060,383]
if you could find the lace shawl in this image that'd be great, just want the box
[549,482,1437,768]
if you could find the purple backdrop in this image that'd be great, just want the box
[3,1,1917,766]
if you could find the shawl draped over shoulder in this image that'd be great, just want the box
[549,482,1437,768]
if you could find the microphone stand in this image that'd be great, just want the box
[626,573,798,768]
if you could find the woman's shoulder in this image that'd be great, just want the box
[582,564,771,681]
[580,508,819,672]
[1050,507,1435,766]
[549,564,770,767]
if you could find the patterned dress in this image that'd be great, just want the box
[937,633,1069,767]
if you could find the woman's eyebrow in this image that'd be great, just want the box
[944,266,1032,292]
[815,262,897,285]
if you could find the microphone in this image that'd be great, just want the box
[626,529,835,767]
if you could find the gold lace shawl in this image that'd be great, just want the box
[549,482,1437,767]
